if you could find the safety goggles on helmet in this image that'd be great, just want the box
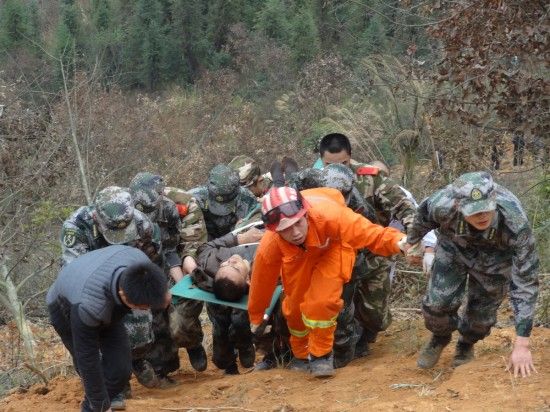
[261,198,304,230]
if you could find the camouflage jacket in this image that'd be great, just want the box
[188,186,259,240]
[408,183,539,337]
[350,160,417,233]
[163,187,207,260]
[139,196,181,268]
[60,206,160,267]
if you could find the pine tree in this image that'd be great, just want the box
[124,0,168,89]
[0,0,30,50]
[289,5,320,66]
[254,0,289,43]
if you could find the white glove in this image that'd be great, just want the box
[250,323,260,334]
[423,252,435,276]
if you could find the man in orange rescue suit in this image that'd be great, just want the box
[248,186,406,378]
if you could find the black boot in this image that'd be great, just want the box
[187,345,207,372]
[309,352,335,378]
[354,331,370,358]
[417,334,452,369]
[452,340,474,367]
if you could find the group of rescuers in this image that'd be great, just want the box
[47,132,540,412]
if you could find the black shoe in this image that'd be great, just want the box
[110,393,126,410]
[417,334,452,369]
[224,363,239,375]
[187,345,207,372]
[452,341,474,367]
[238,345,256,368]
[309,352,335,378]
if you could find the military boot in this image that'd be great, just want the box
[238,344,256,368]
[224,362,239,375]
[309,352,335,378]
[186,345,207,372]
[417,334,452,369]
[354,331,370,359]
[133,359,161,388]
[452,340,474,367]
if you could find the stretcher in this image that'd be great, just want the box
[170,274,282,315]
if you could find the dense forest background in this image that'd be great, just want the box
[0,0,548,394]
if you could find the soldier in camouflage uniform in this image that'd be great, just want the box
[162,186,209,365]
[189,164,259,240]
[60,186,162,409]
[60,186,160,267]
[128,173,208,390]
[317,133,418,355]
[406,171,539,376]
[228,155,273,198]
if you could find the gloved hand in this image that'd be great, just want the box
[422,252,435,276]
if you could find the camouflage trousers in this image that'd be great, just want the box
[206,303,254,370]
[123,307,180,382]
[353,253,392,338]
[169,297,204,349]
[422,239,509,343]
[124,309,154,356]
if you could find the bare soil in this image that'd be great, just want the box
[1,319,548,412]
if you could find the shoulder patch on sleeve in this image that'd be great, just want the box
[62,228,77,248]
[356,166,380,176]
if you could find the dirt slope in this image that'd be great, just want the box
[1,320,548,412]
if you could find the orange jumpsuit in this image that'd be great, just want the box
[248,187,404,358]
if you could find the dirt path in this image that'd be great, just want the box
[1,321,548,412]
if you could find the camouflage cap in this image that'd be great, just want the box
[129,172,165,213]
[452,171,497,217]
[322,164,356,197]
[228,155,261,187]
[207,164,240,216]
[94,186,139,244]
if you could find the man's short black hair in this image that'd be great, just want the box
[119,262,167,309]
[319,133,352,157]
[213,275,247,302]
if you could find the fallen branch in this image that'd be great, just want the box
[390,383,425,389]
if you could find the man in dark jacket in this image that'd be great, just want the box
[47,245,170,412]
[194,227,263,374]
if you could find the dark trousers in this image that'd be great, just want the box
[49,303,131,412]
[206,303,253,370]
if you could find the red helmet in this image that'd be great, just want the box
[261,187,309,231]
